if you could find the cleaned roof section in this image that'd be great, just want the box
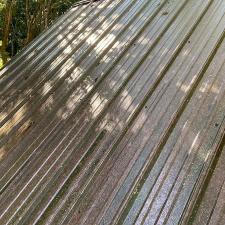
[0,0,225,224]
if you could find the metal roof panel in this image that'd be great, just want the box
[0,0,225,224]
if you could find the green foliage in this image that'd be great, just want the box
[0,1,6,39]
[0,40,3,69]
[0,0,82,67]
[0,1,5,11]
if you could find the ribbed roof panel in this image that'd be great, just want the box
[0,0,225,224]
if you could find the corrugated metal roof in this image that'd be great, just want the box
[0,0,225,224]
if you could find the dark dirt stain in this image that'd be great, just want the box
[162,11,169,16]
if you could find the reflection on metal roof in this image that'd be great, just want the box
[0,0,225,224]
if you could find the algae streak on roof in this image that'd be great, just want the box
[0,0,225,224]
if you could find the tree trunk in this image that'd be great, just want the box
[45,0,52,29]
[1,0,13,64]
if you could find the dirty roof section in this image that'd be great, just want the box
[0,0,225,224]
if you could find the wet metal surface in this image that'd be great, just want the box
[0,0,225,224]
